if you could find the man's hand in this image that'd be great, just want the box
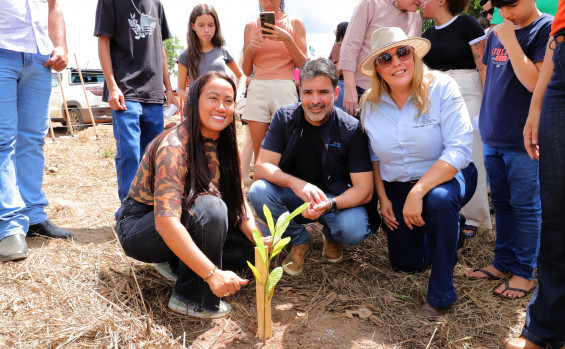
[108,87,127,111]
[494,19,517,48]
[343,85,359,116]
[44,46,68,72]
[165,89,180,109]
[302,199,330,220]
[403,190,425,230]
[290,180,327,206]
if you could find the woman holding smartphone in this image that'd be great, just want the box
[241,0,307,164]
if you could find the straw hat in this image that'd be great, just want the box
[359,27,431,77]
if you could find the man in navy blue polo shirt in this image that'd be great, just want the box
[248,58,377,276]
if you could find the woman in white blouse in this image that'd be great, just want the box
[359,27,477,317]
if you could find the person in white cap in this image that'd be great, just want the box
[359,27,477,317]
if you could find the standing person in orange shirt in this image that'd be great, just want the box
[241,0,307,166]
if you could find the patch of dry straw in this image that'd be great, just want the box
[0,123,528,348]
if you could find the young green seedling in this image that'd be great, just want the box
[247,203,308,343]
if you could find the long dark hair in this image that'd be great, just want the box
[147,72,245,226]
[186,4,225,83]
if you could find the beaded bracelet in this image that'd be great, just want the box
[203,266,217,283]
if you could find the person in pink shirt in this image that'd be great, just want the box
[339,0,423,117]
[241,0,307,165]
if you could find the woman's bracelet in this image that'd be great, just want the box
[203,266,217,283]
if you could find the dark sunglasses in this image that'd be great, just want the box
[480,8,494,18]
[376,46,413,68]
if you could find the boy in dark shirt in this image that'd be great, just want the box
[464,0,553,299]
[94,0,179,215]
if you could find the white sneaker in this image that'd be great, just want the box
[168,293,231,319]
[154,262,177,281]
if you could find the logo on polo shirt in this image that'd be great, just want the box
[413,114,438,128]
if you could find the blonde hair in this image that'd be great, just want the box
[360,53,435,128]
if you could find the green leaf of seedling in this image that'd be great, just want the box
[270,236,291,260]
[253,229,267,266]
[273,211,290,245]
[263,204,275,235]
[247,261,263,285]
[273,203,309,242]
[265,267,284,302]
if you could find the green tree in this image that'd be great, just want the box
[163,36,184,77]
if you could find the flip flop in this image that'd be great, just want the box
[467,268,505,281]
[462,224,478,237]
[495,280,536,300]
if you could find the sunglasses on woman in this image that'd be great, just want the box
[376,46,413,68]
[480,8,494,18]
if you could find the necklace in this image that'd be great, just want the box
[130,0,152,17]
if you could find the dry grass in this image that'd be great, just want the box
[0,120,529,348]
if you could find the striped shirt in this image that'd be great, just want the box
[0,0,53,55]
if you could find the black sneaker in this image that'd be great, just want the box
[28,220,73,239]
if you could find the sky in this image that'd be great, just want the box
[60,0,356,72]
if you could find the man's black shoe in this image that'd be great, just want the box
[0,234,28,262]
[28,220,73,239]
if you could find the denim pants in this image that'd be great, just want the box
[0,49,51,239]
[247,180,372,247]
[483,144,541,280]
[383,163,477,309]
[116,195,255,312]
[522,31,565,347]
[113,101,163,204]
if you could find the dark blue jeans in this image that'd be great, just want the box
[522,31,565,347]
[116,195,254,312]
[383,163,477,309]
[483,144,541,280]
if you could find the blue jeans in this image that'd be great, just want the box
[522,32,565,347]
[248,180,372,246]
[116,195,255,312]
[383,163,477,309]
[0,49,51,240]
[483,144,541,280]
[113,101,163,204]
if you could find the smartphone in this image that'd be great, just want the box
[260,11,275,35]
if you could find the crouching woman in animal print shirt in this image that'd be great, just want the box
[115,72,271,319]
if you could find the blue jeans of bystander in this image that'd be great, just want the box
[522,31,565,348]
[0,49,51,239]
[483,144,541,280]
[113,101,163,205]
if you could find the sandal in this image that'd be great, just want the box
[495,280,536,300]
[462,224,478,237]
[467,268,506,281]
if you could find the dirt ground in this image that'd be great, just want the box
[0,119,530,348]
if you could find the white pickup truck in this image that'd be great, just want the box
[49,68,112,131]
